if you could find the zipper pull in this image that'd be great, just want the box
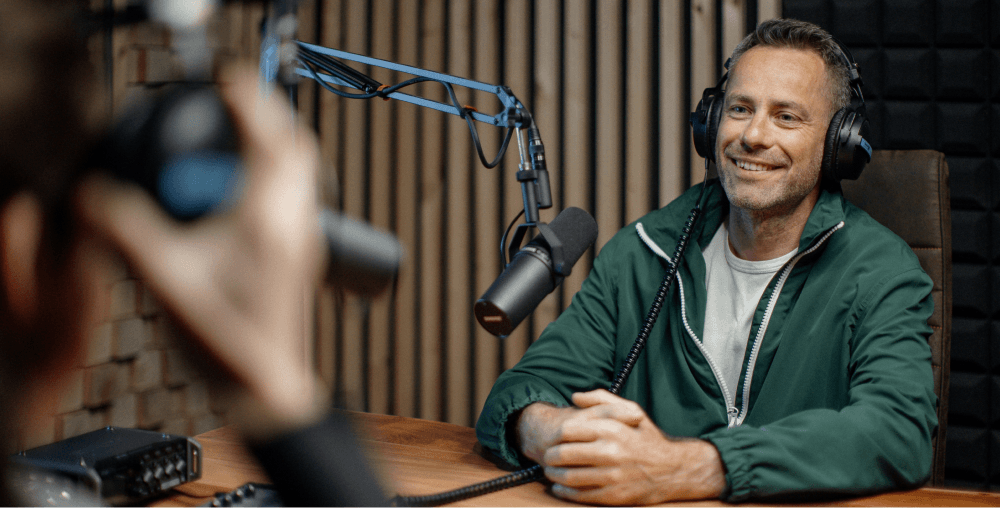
[727,407,739,428]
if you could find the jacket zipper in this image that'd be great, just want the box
[637,220,845,429]
[733,221,844,426]
[636,223,737,424]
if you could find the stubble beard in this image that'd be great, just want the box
[718,145,822,219]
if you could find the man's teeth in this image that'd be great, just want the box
[736,160,772,171]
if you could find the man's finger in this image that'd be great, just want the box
[572,389,616,407]
[75,174,215,311]
[217,66,318,191]
[217,66,297,167]
[551,483,622,506]
[217,65,319,237]
[544,465,615,489]
[573,390,645,426]
[543,438,622,468]
[556,417,631,444]
[77,174,176,267]
[550,483,589,503]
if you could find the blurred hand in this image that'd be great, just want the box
[76,67,326,438]
[517,389,726,505]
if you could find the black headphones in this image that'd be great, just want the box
[690,40,872,181]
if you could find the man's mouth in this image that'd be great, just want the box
[733,158,777,172]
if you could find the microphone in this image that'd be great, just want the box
[474,206,597,337]
[94,84,403,296]
[320,209,403,296]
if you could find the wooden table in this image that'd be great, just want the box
[154,412,1000,506]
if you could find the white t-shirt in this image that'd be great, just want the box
[701,221,797,406]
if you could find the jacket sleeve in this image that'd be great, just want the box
[702,267,938,501]
[475,237,628,467]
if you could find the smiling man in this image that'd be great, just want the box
[476,19,937,504]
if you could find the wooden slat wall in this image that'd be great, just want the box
[501,0,532,371]
[305,0,780,427]
[472,0,503,423]
[368,0,396,416]
[595,0,623,252]
[392,0,420,420]
[561,0,593,325]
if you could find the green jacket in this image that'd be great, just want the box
[476,178,937,501]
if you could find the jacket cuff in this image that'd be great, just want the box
[702,428,754,502]
[475,386,567,468]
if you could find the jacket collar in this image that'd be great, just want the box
[638,178,848,258]
[794,179,847,251]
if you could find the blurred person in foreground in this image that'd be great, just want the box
[0,0,383,505]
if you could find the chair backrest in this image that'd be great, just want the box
[840,149,952,486]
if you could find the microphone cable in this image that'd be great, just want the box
[498,210,525,272]
[297,43,515,170]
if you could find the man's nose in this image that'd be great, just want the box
[739,113,771,150]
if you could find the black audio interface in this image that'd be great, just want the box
[11,426,202,505]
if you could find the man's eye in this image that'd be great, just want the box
[730,105,749,114]
[778,113,798,122]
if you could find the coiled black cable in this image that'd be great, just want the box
[391,203,704,507]
[389,465,543,507]
[609,204,701,395]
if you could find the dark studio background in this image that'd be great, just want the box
[783,0,1000,490]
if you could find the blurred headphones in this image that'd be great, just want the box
[690,39,872,181]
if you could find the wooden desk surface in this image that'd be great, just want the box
[154,412,1000,507]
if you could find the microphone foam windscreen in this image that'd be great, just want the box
[546,206,598,265]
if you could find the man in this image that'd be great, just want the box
[0,0,382,504]
[477,18,937,504]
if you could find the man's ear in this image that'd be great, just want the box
[0,192,44,325]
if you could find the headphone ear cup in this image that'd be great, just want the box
[822,107,848,180]
[705,96,724,163]
[691,86,724,162]
[836,107,871,180]
[823,104,871,180]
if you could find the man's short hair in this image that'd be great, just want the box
[728,18,852,115]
